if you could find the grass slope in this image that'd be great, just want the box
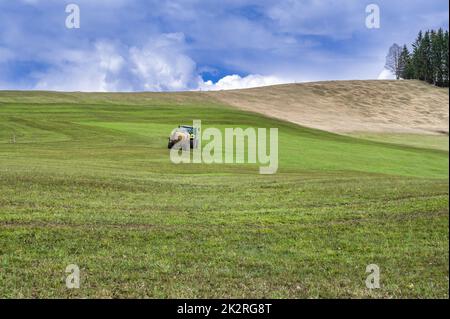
[209,80,449,135]
[348,133,449,151]
[0,89,448,298]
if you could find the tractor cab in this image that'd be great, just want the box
[168,125,199,149]
[178,125,198,139]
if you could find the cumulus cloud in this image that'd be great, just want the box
[34,34,203,92]
[32,33,285,92]
[128,33,200,91]
[199,74,288,91]
[34,42,125,92]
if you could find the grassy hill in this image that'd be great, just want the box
[209,80,449,136]
[0,83,448,298]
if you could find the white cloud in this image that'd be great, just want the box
[128,33,200,91]
[34,41,127,92]
[377,68,395,80]
[32,33,288,92]
[199,74,288,91]
[33,34,202,92]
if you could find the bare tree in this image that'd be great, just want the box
[385,43,403,79]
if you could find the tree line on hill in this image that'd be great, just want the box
[385,29,449,87]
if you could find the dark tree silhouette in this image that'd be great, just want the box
[386,29,449,87]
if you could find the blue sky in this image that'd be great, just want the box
[0,0,448,91]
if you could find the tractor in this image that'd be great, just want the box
[168,125,199,149]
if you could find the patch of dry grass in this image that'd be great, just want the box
[207,80,449,135]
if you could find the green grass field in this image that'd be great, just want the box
[0,91,448,298]
[348,133,449,152]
